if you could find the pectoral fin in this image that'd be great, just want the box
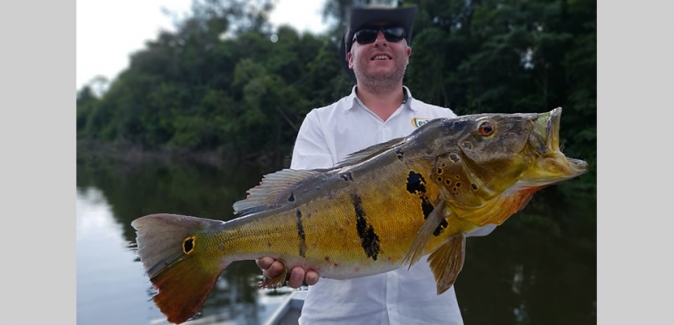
[401,198,447,268]
[428,233,466,295]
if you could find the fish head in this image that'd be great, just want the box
[518,107,589,186]
[430,107,588,207]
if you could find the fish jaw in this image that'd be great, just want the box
[522,107,589,186]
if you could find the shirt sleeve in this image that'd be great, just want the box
[466,224,497,237]
[290,110,335,170]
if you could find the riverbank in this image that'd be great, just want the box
[76,139,286,169]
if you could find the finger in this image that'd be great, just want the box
[256,257,275,270]
[304,270,319,286]
[263,260,285,279]
[287,266,306,289]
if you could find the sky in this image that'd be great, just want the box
[76,0,329,92]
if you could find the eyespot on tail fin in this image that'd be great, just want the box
[131,213,228,324]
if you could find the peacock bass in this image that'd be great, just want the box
[132,107,588,324]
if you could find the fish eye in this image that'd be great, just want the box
[478,121,495,136]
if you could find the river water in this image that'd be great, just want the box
[76,158,596,325]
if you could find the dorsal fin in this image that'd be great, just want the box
[233,169,320,216]
[335,136,406,168]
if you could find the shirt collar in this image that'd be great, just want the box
[346,86,416,111]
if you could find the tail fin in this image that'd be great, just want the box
[132,214,228,324]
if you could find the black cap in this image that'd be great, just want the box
[340,5,417,82]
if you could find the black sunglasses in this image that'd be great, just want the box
[352,26,406,45]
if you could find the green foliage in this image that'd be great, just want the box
[77,86,99,138]
[76,0,596,188]
[407,0,597,188]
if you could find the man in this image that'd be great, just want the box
[257,4,494,324]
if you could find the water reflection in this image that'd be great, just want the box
[76,158,596,324]
[76,160,293,325]
[76,186,165,325]
[456,193,597,324]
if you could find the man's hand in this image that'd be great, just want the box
[256,257,320,288]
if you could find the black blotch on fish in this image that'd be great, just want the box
[462,142,473,150]
[472,183,478,190]
[406,171,427,194]
[452,182,462,194]
[408,172,446,237]
[351,193,380,261]
[421,196,434,219]
[449,153,460,163]
[296,210,307,257]
[340,172,354,181]
[433,219,448,236]
[420,197,448,236]
[396,148,404,161]
[288,193,295,202]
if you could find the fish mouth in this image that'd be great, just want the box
[526,107,588,184]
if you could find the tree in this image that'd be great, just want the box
[76,0,596,183]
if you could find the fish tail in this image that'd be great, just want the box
[132,213,228,324]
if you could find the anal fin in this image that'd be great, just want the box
[428,233,466,295]
[401,198,447,268]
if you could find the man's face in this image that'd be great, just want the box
[348,23,412,84]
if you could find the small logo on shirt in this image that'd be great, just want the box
[411,117,431,128]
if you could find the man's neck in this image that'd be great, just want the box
[355,83,405,121]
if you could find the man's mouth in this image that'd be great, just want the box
[371,54,392,60]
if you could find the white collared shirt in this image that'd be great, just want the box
[291,86,494,325]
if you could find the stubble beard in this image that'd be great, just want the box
[353,55,407,94]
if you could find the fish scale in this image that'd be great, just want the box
[132,108,588,324]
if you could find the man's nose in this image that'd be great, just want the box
[374,31,387,44]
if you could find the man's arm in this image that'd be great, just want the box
[288,111,334,170]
